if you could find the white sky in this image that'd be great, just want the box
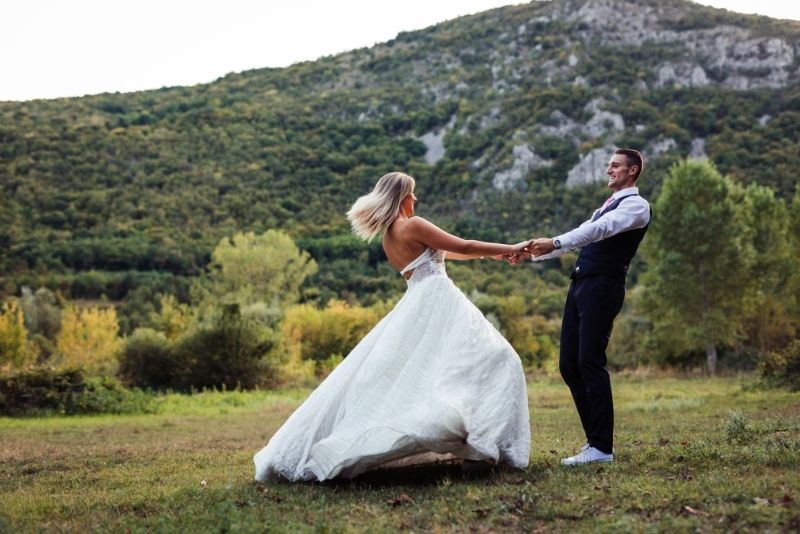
[2,0,799,102]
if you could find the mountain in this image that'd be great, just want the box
[1,0,799,325]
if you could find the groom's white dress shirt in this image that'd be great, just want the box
[532,187,650,261]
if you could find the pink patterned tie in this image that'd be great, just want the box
[591,195,616,222]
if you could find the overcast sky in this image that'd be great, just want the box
[2,0,798,102]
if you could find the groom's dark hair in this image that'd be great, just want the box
[615,149,644,180]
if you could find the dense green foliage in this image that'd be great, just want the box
[1,0,799,375]
[758,339,800,391]
[0,367,154,416]
[742,184,798,352]
[2,1,799,307]
[642,161,754,372]
[118,328,175,389]
[200,230,317,309]
[119,304,279,391]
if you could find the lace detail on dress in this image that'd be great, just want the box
[400,248,447,288]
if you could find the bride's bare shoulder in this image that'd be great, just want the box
[406,216,435,231]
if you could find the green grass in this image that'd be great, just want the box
[1,375,798,532]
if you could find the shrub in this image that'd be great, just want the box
[174,304,278,390]
[0,367,156,416]
[498,298,558,369]
[121,305,279,391]
[724,412,753,445]
[118,328,185,390]
[281,300,385,377]
[758,339,800,391]
[316,353,344,378]
[73,376,156,415]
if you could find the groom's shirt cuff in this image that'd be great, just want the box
[530,249,565,261]
[530,217,592,261]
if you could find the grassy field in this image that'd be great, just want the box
[1,374,798,533]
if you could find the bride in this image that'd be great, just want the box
[254,172,531,482]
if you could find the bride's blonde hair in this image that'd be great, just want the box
[347,172,415,241]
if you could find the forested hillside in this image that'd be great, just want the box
[1,0,799,371]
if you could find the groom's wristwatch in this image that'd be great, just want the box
[552,238,562,250]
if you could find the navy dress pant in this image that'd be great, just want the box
[559,274,625,454]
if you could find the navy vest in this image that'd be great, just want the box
[573,194,650,282]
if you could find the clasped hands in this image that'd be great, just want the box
[495,238,556,265]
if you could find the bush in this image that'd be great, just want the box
[281,300,386,377]
[174,304,277,390]
[120,304,278,391]
[724,412,753,445]
[73,376,156,415]
[758,339,800,391]
[0,367,156,416]
[118,328,184,390]
[471,293,558,370]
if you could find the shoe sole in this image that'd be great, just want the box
[560,458,614,466]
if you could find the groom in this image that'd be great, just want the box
[523,148,651,465]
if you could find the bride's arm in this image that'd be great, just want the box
[405,217,527,258]
[445,251,487,260]
[445,252,505,260]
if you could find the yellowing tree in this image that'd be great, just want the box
[56,305,122,375]
[149,295,194,339]
[203,230,318,309]
[0,300,37,370]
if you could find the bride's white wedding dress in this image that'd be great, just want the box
[254,248,530,482]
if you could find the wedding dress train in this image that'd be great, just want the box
[254,248,530,481]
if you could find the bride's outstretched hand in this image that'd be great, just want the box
[505,240,533,265]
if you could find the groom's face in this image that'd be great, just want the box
[606,154,636,191]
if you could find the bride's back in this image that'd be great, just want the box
[383,218,427,278]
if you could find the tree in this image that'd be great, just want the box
[641,159,755,374]
[787,186,800,333]
[20,287,62,360]
[20,287,61,340]
[741,184,796,352]
[0,300,36,369]
[55,305,122,376]
[607,286,653,369]
[148,295,194,339]
[200,230,318,310]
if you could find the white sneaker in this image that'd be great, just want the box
[561,446,613,466]
[574,442,608,454]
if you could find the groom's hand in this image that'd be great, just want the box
[529,238,556,256]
